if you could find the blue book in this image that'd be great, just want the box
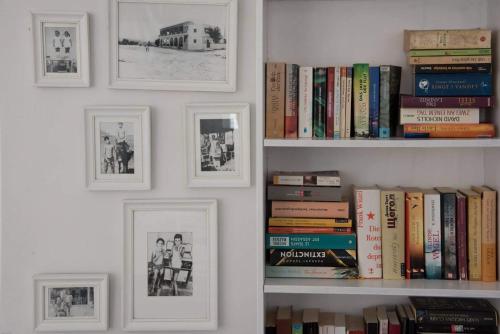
[414,73,492,97]
[369,67,380,137]
[265,233,356,250]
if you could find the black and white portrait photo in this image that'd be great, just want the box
[199,118,236,172]
[99,121,135,174]
[47,287,94,319]
[147,232,193,297]
[43,25,78,74]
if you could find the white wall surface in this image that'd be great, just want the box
[0,0,257,333]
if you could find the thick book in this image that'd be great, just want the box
[471,186,497,282]
[387,311,401,334]
[271,201,349,219]
[268,248,357,267]
[266,63,285,138]
[414,73,492,97]
[400,95,493,108]
[404,29,491,50]
[355,186,382,278]
[340,67,347,139]
[377,306,388,334]
[268,226,352,234]
[380,188,405,279]
[319,312,335,334]
[379,65,401,138]
[266,309,277,334]
[313,68,327,138]
[409,48,491,57]
[265,265,358,279]
[404,188,425,279]
[267,185,342,202]
[326,67,335,138]
[369,67,380,137]
[345,67,353,138]
[416,323,497,334]
[268,217,352,228]
[292,310,303,334]
[363,307,379,334]
[458,188,482,281]
[399,108,481,124]
[456,192,468,280]
[408,297,498,326]
[409,55,492,65]
[265,233,356,250]
[285,64,299,138]
[272,171,341,187]
[334,66,342,139]
[403,124,495,138]
[346,315,364,334]
[299,66,313,138]
[353,63,370,137]
[414,64,492,74]
[435,187,458,280]
[303,308,320,334]
[277,306,292,334]
[423,189,442,279]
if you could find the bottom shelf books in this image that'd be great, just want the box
[265,297,499,334]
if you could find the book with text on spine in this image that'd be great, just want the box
[268,217,352,228]
[353,64,370,137]
[404,29,491,50]
[285,64,299,138]
[379,65,401,138]
[403,123,495,138]
[400,108,481,124]
[298,67,313,138]
[435,187,457,280]
[423,189,442,279]
[414,73,492,97]
[369,66,380,137]
[266,265,358,279]
[313,67,327,138]
[380,187,405,279]
[458,188,482,281]
[403,187,425,279]
[266,63,285,138]
[265,233,356,250]
[400,95,493,108]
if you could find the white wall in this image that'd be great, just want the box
[0,0,257,333]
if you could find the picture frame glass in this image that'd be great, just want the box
[41,21,81,78]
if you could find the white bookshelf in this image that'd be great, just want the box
[255,0,500,331]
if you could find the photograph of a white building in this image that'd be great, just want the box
[159,21,223,51]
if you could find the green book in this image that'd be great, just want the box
[353,64,369,137]
[409,48,492,57]
[313,67,327,138]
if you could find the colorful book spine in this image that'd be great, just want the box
[326,67,335,138]
[409,48,492,57]
[379,65,402,138]
[285,64,299,138]
[368,67,380,137]
[268,217,352,228]
[409,55,492,65]
[381,189,405,279]
[340,67,347,139]
[437,188,457,280]
[353,64,370,137]
[345,67,353,138]
[268,249,357,267]
[414,73,492,97]
[334,67,342,139]
[355,187,382,278]
[265,234,356,250]
[400,95,493,108]
[292,311,303,334]
[298,67,313,138]
[268,226,352,234]
[405,189,425,279]
[399,108,480,124]
[265,265,358,279]
[423,190,442,279]
[271,201,349,219]
[404,29,492,50]
[459,189,482,281]
[313,68,327,138]
[456,192,468,280]
[414,64,492,74]
[266,63,285,138]
[403,124,495,138]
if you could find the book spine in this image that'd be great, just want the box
[272,174,341,187]
[379,66,391,138]
[416,323,498,334]
[326,67,335,138]
[285,64,299,138]
[481,190,497,282]
[313,68,327,138]
[404,29,492,50]
[268,226,352,234]
[345,67,353,138]
[414,64,492,74]
[268,217,352,228]
[400,96,493,108]
[353,64,370,137]
[369,67,380,137]
[299,67,313,138]
[457,194,468,280]
[267,185,342,202]
[409,55,492,65]
[268,249,357,267]
[265,265,358,279]
[388,66,402,136]
[292,323,303,334]
[266,63,285,138]
[399,108,480,124]
[409,48,491,57]
[266,234,356,250]
[414,73,492,97]
[271,201,350,219]
[441,193,457,279]
[403,124,495,138]
[466,193,482,281]
[334,67,342,139]
[405,192,425,278]
[340,67,347,139]
[355,188,382,278]
[381,190,405,279]
[424,193,442,279]
[414,310,497,326]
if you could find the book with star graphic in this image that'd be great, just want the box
[354,186,382,278]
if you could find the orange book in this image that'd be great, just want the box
[472,186,497,282]
[267,226,352,234]
[266,63,286,138]
[403,188,425,279]
[403,123,495,138]
[271,201,349,219]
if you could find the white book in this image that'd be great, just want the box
[400,108,481,124]
[424,189,442,279]
[340,67,347,139]
[376,306,388,334]
[334,312,346,334]
[299,66,313,138]
[355,186,382,278]
[333,67,341,139]
[345,68,353,138]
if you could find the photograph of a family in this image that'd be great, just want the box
[99,122,135,174]
[43,26,78,74]
[47,287,94,319]
[199,118,236,172]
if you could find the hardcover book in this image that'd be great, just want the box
[423,189,442,279]
[414,64,492,74]
[414,73,492,97]
[435,187,457,280]
[369,67,380,137]
[266,63,286,138]
[271,201,349,219]
[265,265,358,279]
[404,29,492,50]
[379,65,401,138]
[268,217,352,228]
[285,64,299,138]
[408,55,492,65]
[340,67,347,139]
[272,171,341,187]
[400,95,493,108]
[313,67,327,138]
[268,248,357,267]
[345,67,353,138]
[380,188,405,279]
[265,233,356,250]
[267,185,342,202]
[334,66,342,139]
[277,306,292,334]
[326,67,335,138]
[353,63,370,137]
[404,188,425,279]
[456,192,468,280]
[403,123,495,138]
[399,108,481,124]
[299,66,313,138]
[458,188,482,281]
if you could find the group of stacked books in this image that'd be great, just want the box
[265,297,499,334]
[265,171,359,279]
[355,185,497,281]
[402,28,495,138]
[265,63,402,139]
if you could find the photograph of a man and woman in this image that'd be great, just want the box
[199,118,236,172]
[147,232,193,297]
[100,121,135,174]
[47,287,94,319]
[44,25,78,74]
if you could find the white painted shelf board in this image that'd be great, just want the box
[264,278,500,298]
[264,138,500,148]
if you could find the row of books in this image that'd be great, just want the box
[266,297,498,334]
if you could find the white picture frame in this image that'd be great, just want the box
[33,273,109,332]
[109,0,238,92]
[123,199,218,331]
[186,103,250,187]
[31,11,90,87]
[84,106,151,191]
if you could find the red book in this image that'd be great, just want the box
[285,64,299,138]
[456,192,468,280]
[387,311,401,334]
[326,67,335,138]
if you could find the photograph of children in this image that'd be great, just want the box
[43,25,78,73]
[99,121,135,174]
[199,118,237,172]
[147,232,193,297]
[47,287,94,319]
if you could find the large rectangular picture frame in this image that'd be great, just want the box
[109,0,238,92]
[123,199,218,331]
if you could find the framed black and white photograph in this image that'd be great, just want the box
[186,103,250,187]
[109,0,237,92]
[123,199,217,331]
[31,12,90,87]
[33,274,108,331]
[85,106,151,191]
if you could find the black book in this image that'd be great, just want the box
[435,187,457,280]
[363,307,379,334]
[396,304,409,334]
[265,309,277,334]
[303,308,319,334]
[416,323,498,334]
[404,304,415,334]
